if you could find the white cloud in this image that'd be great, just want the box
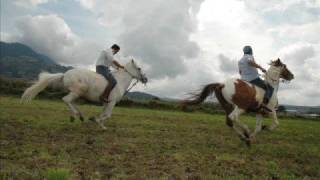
[76,0,204,79]
[217,54,238,76]
[278,43,315,66]
[276,42,320,106]
[0,32,14,42]
[12,14,102,67]
[133,54,222,99]
[268,22,320,44]
[14,0,50,8]
[76,0,96,10]
[241,0,320,25]
[193,0,277,63]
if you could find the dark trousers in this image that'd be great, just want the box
[96,65,117,88]
[250,77,273,104]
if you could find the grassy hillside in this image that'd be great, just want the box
[1,96,319,179]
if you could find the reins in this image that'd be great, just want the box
[264,72,279,83]
[123,68,141,95]
[124,80,139,95]
[124,68,137,79]
[264,64,284,84]
[264,65,291,84]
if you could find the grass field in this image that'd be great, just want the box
[1,96,319,179]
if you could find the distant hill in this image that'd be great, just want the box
[280,105,320,114]
[161,97,181,102]
[0,41,72,79]
[126,91,160,101]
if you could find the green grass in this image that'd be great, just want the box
[0,96,319,179]
[45,168,70,180]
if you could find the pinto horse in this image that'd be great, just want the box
[21,60,148,129]
[183,59,294,145]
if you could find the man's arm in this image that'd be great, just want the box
[112,60,124,69]
[248,60,266,73]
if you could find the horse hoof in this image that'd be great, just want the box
[226,119,233,127]
[250,135,257,144]
[70,116,75,122]
[245,139,251,147]
[262,125,270,131]
[96,121,106,130]
[88,117,96,122]
[239,136,251,147]
[244,131,250,139]
[79,116,84,122]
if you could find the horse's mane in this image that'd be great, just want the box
[111,67,126,76]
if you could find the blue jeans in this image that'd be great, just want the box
[96,65,117,88]
[250,77,273,104]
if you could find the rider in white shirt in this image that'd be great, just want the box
[96,44,124,103]
[238,46,273,112]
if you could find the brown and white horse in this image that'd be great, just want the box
[183,59,294,146]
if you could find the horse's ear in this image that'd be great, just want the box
[274,58,282,66]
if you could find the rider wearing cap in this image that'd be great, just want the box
[238,46,273,112]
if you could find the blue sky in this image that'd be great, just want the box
[1,0,320,105]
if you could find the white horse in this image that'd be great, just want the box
[183,59,294,146]
[21,59,148,129]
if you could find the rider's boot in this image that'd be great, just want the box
[260,98,272,113]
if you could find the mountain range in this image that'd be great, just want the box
[0,41,72,79]
[126,91,160,100]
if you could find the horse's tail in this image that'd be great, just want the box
[182,83,234,127]
[182,83,225,105]
[21,72,64,103]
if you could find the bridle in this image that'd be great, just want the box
[123,67,145,95]
[265,65,290,84]
[124,67,140,80]
[265,71,280,83]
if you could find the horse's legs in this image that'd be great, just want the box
[229,107,249,139]
[269,110,279,130]
[70,100,85,121]
[225,108,234,127]
[260,110,279,131]
[62,92,83,122]
[250,114,263,140]
[94,101,116,130]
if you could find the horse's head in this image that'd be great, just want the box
[269,58,294,81]
[125,59,148,84]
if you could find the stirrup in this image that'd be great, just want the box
[99,96,110,103]
[260,104,272,112]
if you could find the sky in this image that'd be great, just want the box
[1,0,319,106]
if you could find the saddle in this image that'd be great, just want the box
[241,79,273,113]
